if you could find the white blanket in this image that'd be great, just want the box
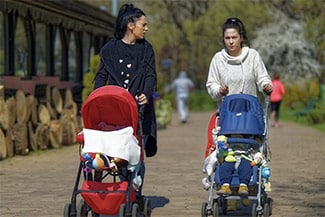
[81,127,140,165]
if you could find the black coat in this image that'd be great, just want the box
[93,39,157,157]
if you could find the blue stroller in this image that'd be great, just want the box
[201,94,273,217]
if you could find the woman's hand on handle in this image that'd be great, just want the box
[219,85,229,96]
[263,83,273,95]
[135,93,148,105]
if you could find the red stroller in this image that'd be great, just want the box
[64,86,151,217]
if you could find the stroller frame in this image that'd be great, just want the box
[63,86,151,217]
[202,93,273,217]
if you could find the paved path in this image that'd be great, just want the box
[0,112,324,217]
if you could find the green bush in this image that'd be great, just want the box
[284,78,320,109]
[82,55,100,102]
[155,98,173,129]
[189,91,216,111]
[306,102,325,124]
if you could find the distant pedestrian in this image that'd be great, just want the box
[270,72,285,128]
[171,71,194,123]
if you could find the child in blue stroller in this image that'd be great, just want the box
[201,94,273,217]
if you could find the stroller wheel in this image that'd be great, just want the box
[266,197,273,216]
[63,203,71,217]
[201,202,208,217]
[263,203,270,217]
[212,202,219,217]
[119,204,126,217]
[131,203,140,217]
[221,199,227,215]
[251,203,257,217]
[77,199,88,217]
[143,198,152,217]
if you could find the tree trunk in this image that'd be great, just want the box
[60,108,77,145]
[15,89,27,124]
[13,122,29,155]
[49,120,62,148]
[25,95,36,123]
[6,97,16,127]
[6,127,14,158]
[0,98,9,130]
[35,123,49,150]
[38,103,51,126]
[52,86,63,114]
[47,101,58,120]
[0,128,7,160]
[28,121,38,151]
[29,95,38,125]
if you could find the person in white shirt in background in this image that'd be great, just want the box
[171,71,194,123]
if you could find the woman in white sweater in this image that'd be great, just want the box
[206,17,273,99]
[205,17,273,196]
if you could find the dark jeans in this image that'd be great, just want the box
[219,158,252,185]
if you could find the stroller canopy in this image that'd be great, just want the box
[219,94,265,136]
[81,86,138,134]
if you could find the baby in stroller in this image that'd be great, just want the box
[202,94,270,196]
[64,86,151,217]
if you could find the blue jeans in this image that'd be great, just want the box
[219,158,252,185]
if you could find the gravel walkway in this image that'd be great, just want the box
[0,112,324,217]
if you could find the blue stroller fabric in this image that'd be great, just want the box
[219,94,265,137]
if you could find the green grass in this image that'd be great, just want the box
[280,106,325,132]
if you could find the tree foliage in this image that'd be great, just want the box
[82,0,324,92]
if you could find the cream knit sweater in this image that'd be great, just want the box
[206,47,271,100]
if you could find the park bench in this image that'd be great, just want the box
[294,97,318,117]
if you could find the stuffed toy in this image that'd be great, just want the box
[250,152,265,166]
[202,135,230,176]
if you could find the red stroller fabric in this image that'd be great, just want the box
[81,85,138,134]
[205,113,217,158]
[81,181,136,215]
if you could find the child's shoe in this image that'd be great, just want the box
[238,184,249,195]
[264,180,272,192]
[217,183,232,195]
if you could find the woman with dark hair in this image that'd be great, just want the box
[204,17,273,196]
[93,3,157,203]
[206,17,272,99]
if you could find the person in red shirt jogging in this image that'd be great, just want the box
[270,73,286,128]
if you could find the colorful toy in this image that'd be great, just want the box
[92,154,105,170]
[250,152,265,166]
[262,167,271,179]
[216,135,230,163]
[217,135,228,150]
[224,148,236,163]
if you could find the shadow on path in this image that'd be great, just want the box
[146,195,169,209]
